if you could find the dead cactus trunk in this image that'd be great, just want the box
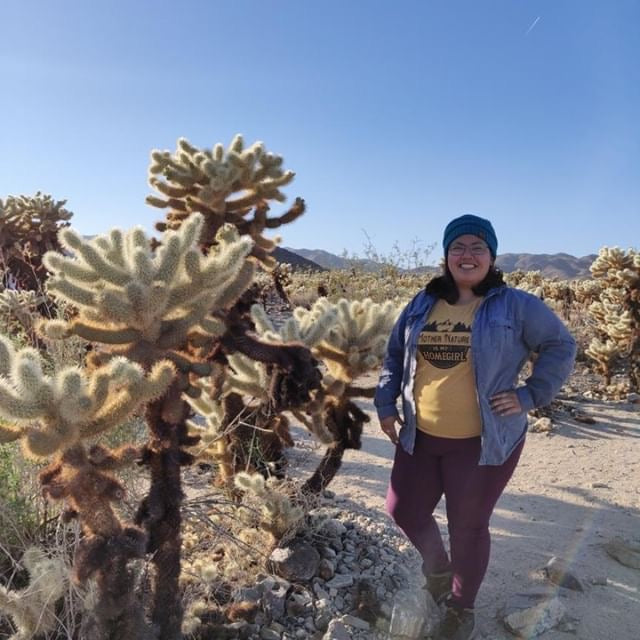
[136,396,195,640]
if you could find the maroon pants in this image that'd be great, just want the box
[386,431,523,609]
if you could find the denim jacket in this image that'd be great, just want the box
[374,286,577,465]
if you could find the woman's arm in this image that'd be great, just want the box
[515,294,577,412]
[374,304,408,420]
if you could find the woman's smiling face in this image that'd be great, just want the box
[446,233,493,289]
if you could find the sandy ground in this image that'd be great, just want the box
[297,373,640,639]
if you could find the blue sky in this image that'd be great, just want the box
[1,1,638,262]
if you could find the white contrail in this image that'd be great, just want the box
[525,16,541,36]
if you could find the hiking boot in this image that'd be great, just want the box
[436,603,478,640]
[424,570,453,604]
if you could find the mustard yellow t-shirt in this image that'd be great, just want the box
[414,297,483,438]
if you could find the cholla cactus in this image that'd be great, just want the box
[146,135,305,268]
[295,298,400,493]
[505,270,545,298]
[251,299,338,347]
[0,289,46,346]
[0,336,174,456]
[40,213,255,418]
[37,213,258,638]
[584,338,619,386]
[587,247,640,391]
[252,297,400,493]
[311,298,399,382]
[0,547,68,640]
[234,471,304,541]
[186,297,399,493]
[42,214,251,359]
[0,192,72,291]
[573,278,602,306]
[0,336,172,638]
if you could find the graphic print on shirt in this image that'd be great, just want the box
[417,319,472,369]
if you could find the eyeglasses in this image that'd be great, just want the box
[448,244,489,256]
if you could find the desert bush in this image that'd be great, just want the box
[0,444,44,558]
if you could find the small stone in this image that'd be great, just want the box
[530,417,553,433]
[604,537,640,569]
[389,587,440,638]
[503,596,566,638]
[261,577,289,620]
[313,583,330,600]
[259,627,280,640]
[320,518,347,538]
[320,545,337,560]
[325,574,354,590]
[380,601,393,618]
[322,619,350,640]
[314,604,332,632]
[318,558,335,580]
[543,556,584,591]
[269,539,320,582]
[236,586,261,603]
[341,614,371,630]
[287,593,310,617]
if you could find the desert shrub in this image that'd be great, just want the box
[0,444,43,557]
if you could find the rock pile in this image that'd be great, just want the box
[216,505,425,639]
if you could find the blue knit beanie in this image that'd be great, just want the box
[443,214,498,258]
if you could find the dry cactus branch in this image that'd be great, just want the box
[0,547,68,640]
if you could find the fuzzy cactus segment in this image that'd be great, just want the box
[0,547,68,640]
[0,335,175,458]
[309,298,401,383]
[146,135,305,268]
[42,214,253,366]
[234,472,303,540]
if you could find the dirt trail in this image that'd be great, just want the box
[300,373,640,639]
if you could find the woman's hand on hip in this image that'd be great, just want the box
[379,415,403,445]
[490,390,523,416]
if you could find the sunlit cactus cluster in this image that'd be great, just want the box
[0,192,72,292]
[146,135,305,268]
[0,336,173,457]
[586,247,640,389]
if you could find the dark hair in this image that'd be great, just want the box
[425,264,506,304]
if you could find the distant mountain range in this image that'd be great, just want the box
[275,247,597,279]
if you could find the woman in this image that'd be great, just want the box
[375,214,576,640]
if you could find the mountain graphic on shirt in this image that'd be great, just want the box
[418,320,472,369]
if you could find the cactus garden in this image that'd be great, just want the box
[1,136,639,640]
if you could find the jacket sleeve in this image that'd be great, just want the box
[515,295,577,412]
[374,303,408,420]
